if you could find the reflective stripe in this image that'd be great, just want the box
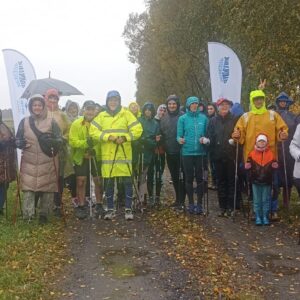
[100,132,105,140]
[102,160,132,164]
[128,132,134,140]
[103,129,128,134]
[91,120,102,131]
[128,120,139,130]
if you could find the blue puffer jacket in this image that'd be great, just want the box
[177,96,208,156]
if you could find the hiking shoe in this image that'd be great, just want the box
[94,203,105,219]
[188,204,195,214]
[75,206,88,220]
[194,205,203,215]
[125,209,134,221]
[39,215,48,225]
[104,209,115,220]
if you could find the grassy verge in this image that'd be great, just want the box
[0,182,68,300]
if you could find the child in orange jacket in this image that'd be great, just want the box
[245,134,278,225]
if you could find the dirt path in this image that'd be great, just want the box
[57,178,300,299]
[58,212,199,300]
[203,191,300,299]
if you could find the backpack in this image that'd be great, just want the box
[29,117,61,157]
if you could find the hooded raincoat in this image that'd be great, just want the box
[177,97,208,156]
[69,116,101,166]
[233,90,288,162]
[138,102,160,165]
[90,107,143,178]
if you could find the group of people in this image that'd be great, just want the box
[0,86,299,226]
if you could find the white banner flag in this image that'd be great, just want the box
[208,42,242,103]
[2,49,36,131]
[2,49,36,166]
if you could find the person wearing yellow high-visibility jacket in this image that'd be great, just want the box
[90,90,143,220]
[69,100,104,220]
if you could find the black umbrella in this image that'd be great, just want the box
[21,77,83,99]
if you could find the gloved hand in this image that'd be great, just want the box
[115,136,127,144]
[87,137,94,148]
[244,162,251,170]
[85,148,96,156]
[200,137,210,145]
[228,139,235,146]
[15,138,27,149]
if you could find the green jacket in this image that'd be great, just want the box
[69,117,100,166]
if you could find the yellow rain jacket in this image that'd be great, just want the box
[128,101,141,118]
[69,117,101,166]
[89,108,143,178]
[233,90,288,162]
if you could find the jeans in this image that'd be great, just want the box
[252,184,271,218]
[105,177,133,209]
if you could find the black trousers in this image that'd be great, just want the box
[215,159,235,210]
[182,155,207,205]
[166,153,186,205]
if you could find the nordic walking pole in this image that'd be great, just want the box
[119,141,143,212]
[202,154,209,216]
[88,157,93,218]
[281,140,289,209]
[233,140,239,222]
[51,148,66,226]
[104,142,119,211]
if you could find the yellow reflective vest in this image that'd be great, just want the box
[89,108,143,178]
[69,117,101,166]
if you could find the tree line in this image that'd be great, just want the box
[123,0,300,112]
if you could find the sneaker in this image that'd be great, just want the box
[175,205,185,212]
[194,205,203,215]
[39,215,48,225]
[125,209,134,220]
[75,206,88,220]
[188,204,195,214]
[104,209,115,220]
[94,203,105,219]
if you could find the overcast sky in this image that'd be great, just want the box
[0,0,146,109]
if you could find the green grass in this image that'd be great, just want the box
[0,182,67,300]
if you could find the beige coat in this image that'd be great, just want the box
[20,117,58,192]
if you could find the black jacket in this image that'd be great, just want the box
[207,112,238,161]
